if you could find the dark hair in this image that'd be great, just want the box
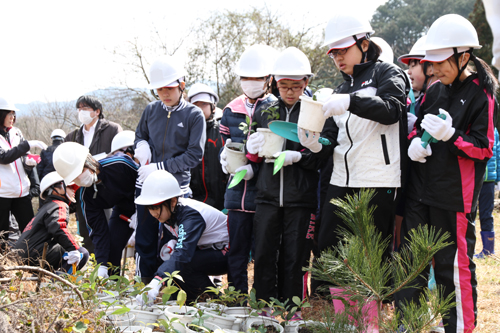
[0,109,16,128]
[365,38,382,62]
[76,95,104,119]
[449,50,499,96]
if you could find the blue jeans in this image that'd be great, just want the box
[478,181,495,232]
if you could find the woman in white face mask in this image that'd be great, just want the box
[218,44,278,294]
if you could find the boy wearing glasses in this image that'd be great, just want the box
[246,47,334,317]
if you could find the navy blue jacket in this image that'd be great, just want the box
[219,94,277,212]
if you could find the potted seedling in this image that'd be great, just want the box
[222,116,255,174]
[186,308,222,332]
[255,106,285,159]
[268,297,311,333]
[298,85,333,132]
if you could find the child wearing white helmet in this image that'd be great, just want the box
[53,139,139,277]
[0,97,48,243]
[134,170,228,305]
[134,56,206,282]
[399,14,499,332]
[246,47,333,315]
[13,171,89,274]
[218,44,278,294]
[187,83,228,210]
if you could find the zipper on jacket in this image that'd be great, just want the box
[161,111,172,161]
[344,112,354,186]
[349,75,354,87]
[280,107,293,207]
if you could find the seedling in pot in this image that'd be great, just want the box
[261,106,280,121]
[308,84,325,101]
[239,115,257,144]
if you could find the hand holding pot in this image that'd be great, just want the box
[220,139,231,174]
[246,132,265,155]
[298,127,322,153]
[322,94,350,117]
[235,164,254,180]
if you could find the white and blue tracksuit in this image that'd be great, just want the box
[155,198,229,301]
[78,152,138,270]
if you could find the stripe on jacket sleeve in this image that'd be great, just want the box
[219,124,230,135]
[454,211,476,332]
[55,200,79,249]
[453,80,495,161]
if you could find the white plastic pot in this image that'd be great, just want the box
[298,96,326,132]
[222,306,252,317]
[243,317,283,332]
[204,309,241,330]
[165,306,198,325]
[129,306,162,328]
[104,308,136,327]
[115,326,153,333]
[256,128,285,159]
[288,320,327,332]
[186,322,221,333]
[224,142,248,174]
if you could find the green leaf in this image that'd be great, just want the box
[72,321,87,332]
[177,290,187,307]
[111,307,130,315]
[292,296,301,306]
[162,285,179,295]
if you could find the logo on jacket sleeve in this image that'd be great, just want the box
[361,79,373,87]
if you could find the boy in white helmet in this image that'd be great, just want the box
[187,83,228,210]
[218,44,278,294]
[53,138,138,277]
[13,171,89,273]
[135,170,228,305]
[133,56,206,283]
[245,47,334,316]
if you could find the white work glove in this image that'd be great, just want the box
[322,94,350,117]
[408,137,432,163]
[25,157,37,166]
[97,265,109,279]
[64,250,82,265]
[138,163,161,183]
[407,113,417,134]
[129,212,137,230]
[235,164,254,181]
[160,239,177,261]
[298,127,322,153]
[246,132,265,155]
[421,109,455,142]
[220,139,230,174]
[136,277,162,306]
[127,230,136,247]
[28,140,48,150]
[135,140,152,166]
[273,151,302,167]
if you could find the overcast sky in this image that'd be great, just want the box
[0,0,387,105]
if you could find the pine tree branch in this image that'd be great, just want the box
[387,250,433,298]
[343,258,381,301]
[0,265,85,307]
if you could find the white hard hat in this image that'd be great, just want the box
[271,47,313,78]
[135,170,182,205]
[323,13,374,50]
[110,130,135,154]
[53,142,89,184]
[371,37,394,64]
[234,44,279,77]
[422,14,481,63]
[0,97,19,112]
[148,56,187,89]
[50,129,66,139]
[40,171,65,200]
[397,35,427,65]
[188,83,219,105]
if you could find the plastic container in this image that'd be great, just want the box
[113,326,152,333]
[243,317,283,332]
[203,309,240,330]
[298,96,327,133]
[256,128,285,159]
[164,305,198,325]
[224,142,248,174]
[186,322,221,333]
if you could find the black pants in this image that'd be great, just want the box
[395,198,477,333]
[0,196,34,240]
[253,203,313,302]
[227,210,254,294]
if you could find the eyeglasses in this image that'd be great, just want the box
[6,112,15,118]
[277,85,304,93]
[328,47,350,59]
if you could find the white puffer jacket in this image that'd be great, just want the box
[0,127,30,198]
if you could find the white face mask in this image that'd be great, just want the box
[240,80,266,99]
[74,169,96,187]
[78,110,96,125]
